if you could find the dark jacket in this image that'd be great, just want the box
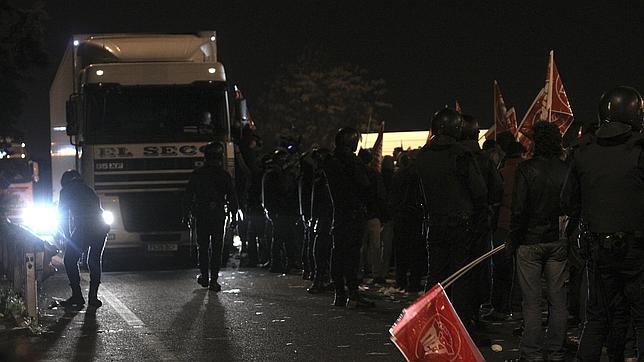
[262,165,299,218]
[510,156,568,245]
[561,125,644,234]
[322,151,370,227]
[389,164,423,221]
[184,165,238,221]
[461,139,504,206]
[58,179,105,240]
[497,156,522,231]
[416,135,487,218]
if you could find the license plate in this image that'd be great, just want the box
[147,244,178,252]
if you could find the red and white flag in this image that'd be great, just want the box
[517,87,547,152]
[493,81,518,139]
[518,51,574,151]
[390,284,484,362]
[545,51,574,135]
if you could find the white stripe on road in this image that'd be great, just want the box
[99,288,145,328]
[81,274,178,361]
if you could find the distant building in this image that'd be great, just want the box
[359,130,489,155]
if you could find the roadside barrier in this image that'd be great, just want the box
[0,218,57,321]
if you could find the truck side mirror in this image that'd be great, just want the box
[65,94,81,136]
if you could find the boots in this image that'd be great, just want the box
[197,274,209,287]
[208,279,221,292]
[88,282,102,308]
[61,284,85,309]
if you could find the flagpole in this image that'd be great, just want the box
[547,50,554,122]
[493,80,498,140]
[441,244,507,289]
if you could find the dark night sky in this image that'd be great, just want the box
[13,0,644,168]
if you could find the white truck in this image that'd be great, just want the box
[50,32,233,255]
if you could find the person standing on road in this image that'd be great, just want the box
[562,86,644,361]
[390,151,426,293]
[509,122,569,361]
[323,127,375,308]
[261,149,300,273]
[416,108,488,330]
[306,148,334,294]
[183,142,238,292]
[58,169,109,309]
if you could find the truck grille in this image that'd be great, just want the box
[117,192,185,232]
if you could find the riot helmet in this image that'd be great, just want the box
[61,169,81,187]
[460,114,480,141]
[203,142,224,166]
[334,127,361,154]
[598,86,644,132]
[431,108,463,139]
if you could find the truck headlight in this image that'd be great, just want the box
[22,205,59,234]
[102,210,114,225]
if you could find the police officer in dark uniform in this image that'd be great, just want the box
[262,149,300,273]
[323,127,374,308]
[305,148,334,293]
[459,115,503,320]
[562,86,644,361]
[390,151,426,292]
[183,142,238,292]
[416,108,488,327]
[59,169,109,309]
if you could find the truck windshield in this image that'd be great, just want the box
[84,83,229,143]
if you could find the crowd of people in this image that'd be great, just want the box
[58,85,643,361]
[208,85,641,361]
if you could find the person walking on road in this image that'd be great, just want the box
[58,169,109,309]
[184,142,238,292]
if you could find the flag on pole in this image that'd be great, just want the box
[518,51,574,151]
[390,283,484,362]
[517,87,547,152]
[371,121,385,173]
[506,107,518,136]
[493,81,518,139]
[546,51,574,135]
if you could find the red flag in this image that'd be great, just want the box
[494,81,518,139]
[371,121,385,173]
[455,100,462,114]
[517,87,547,151]
[545,51,574,135]
[505,107,518,136]
[390,283,484,362]
[493,81,508,138]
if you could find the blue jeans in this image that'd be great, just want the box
[516,241,568,361]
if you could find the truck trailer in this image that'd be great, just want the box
[50,32,232,254]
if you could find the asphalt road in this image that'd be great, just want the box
[4,256,584,362]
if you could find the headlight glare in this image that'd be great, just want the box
[22,205,59,234]
[102,210,114,225]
